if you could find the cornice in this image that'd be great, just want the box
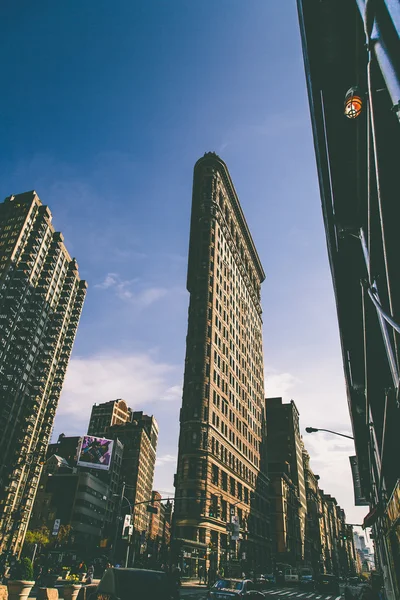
[194,152,265,283]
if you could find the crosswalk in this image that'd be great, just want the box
[262,588,343,600]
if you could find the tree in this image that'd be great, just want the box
[56,525,72,546]
[25,526,50,547]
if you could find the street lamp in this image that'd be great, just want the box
[305,427,354,440]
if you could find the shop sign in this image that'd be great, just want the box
[349,456,369,506]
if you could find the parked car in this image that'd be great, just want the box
[348,576,361,586]
[316,574,340,595]
[261,574,276,585]
[284,568,299,584]
[93,568,178,600]
[208,578,264,599]
[299,575,314,589]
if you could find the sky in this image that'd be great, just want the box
[0,1,369,530]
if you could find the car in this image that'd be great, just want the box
[316,574,340,595]
[208,578,264,599]
[299,575,314,589]
[348,576,361,586]
[260,574,276,585]
[284,568,299,584]
[94,567,178,600]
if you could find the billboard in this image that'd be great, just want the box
[77,435,114,471]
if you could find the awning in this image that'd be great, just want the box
[363,505,380,529]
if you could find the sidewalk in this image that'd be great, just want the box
[181,580,208,588]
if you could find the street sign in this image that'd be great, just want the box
[52,519,61,536]
[121,514,132,539]
[147,505,158,514]
[231,515,240,541]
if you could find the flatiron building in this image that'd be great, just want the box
[173,153,271,574]
[0,191,87,555]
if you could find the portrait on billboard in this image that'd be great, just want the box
[77,435,113,470]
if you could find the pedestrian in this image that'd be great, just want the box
[198,565,204,584]
[85,565,94,584]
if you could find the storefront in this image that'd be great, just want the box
[172,538,207,579]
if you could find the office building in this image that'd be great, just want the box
[29,455,108,557]
[0,191,87,556]
[173,153,270,576]
[88,403,158,545]
[46,433,124,548]
[88,399,132,436]
[302,448,323,575]
[297,2,400,597]
[266,398,307,563]
[268,461,302,569]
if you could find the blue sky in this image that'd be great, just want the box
[0,1,369,528]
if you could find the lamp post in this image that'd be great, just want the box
[111,482,126,566]
[112,486,135,568]
[305,427,354,440]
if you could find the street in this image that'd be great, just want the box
[179,587,350,600]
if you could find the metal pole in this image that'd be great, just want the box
[124,536,130,568]
[31,543,38,564]
[111,481,125,565]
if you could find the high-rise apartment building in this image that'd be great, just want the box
[266,398,307,563]
[88,403,158,543]
[0,191,87,555]
[173,153,270,576]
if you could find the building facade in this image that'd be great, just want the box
[303,448,323,575]
[88,403,158,559]
[46,433,124,549]
[0,191,87,556]
[297,2,400,598]
[173,153,270,577]
[29,456,109,558]
[146,491,172,567]
[266,398,307,564]
[88,399,132,436]
[268,462,302,569]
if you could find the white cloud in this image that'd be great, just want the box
[53,352,180,438]
[95,272,167,307]
[264,367,299,398]
[155,454,177,467]
[95,273,119,289]
[160,384,182,402]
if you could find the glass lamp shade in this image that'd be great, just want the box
[344,87,363,119]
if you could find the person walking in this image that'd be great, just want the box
[85,565,94,584]
[198,565,204,584]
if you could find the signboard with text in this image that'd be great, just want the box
[349,456,369,506]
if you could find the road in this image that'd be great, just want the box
[180,585,361,600]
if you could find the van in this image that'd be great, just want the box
[284,568,299,584]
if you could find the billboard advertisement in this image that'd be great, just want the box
[77,435,114,471]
